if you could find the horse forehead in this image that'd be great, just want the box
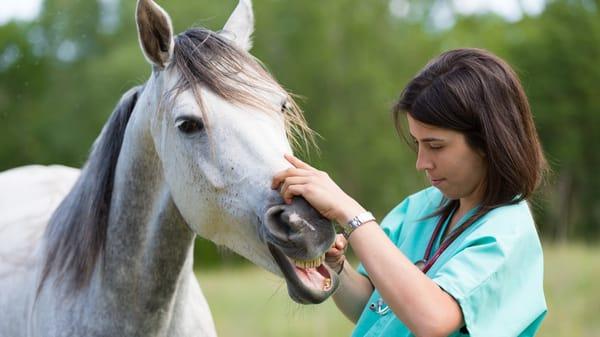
[171,88,283,128]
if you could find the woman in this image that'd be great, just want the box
[272,48,548,336]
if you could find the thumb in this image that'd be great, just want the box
[333,234,347,251]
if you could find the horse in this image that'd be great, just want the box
[0,1,339,336]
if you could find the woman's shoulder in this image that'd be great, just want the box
[478,200,536,234]
[465,200,541,251]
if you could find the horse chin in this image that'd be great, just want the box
[267,243,339,304]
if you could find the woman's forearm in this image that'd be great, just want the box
[332,263,374,323]
[348,221,464,337]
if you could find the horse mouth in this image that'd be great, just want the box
[267,243,339,304]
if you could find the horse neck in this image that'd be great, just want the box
[94,104,197,332]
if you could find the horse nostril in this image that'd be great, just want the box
[264,206,293,242]
[265,200,314,237]
[263,197,335,255]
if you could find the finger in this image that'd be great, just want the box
[327,236,347,256]
[334,234,347,251]
[282,184,306,204]
[325,256,344,267]
[271,167,311,189]
[284,153,314,170]
[326,249,343,259]
[326,244,343,255]
[325,251,345,265]
[279,176,310,199]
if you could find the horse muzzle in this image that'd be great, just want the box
[262,197,339,304]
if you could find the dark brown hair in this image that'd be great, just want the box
[393,48,548,221]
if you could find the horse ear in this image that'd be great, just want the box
[136,0,174,69]
[221,0,254,51]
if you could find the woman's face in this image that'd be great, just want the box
[407,114,487,207]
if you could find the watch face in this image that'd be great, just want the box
[357,212,374,223]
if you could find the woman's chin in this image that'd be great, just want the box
[435,186,459,200]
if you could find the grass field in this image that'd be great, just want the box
[196,243,600,337]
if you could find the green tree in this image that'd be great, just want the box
[509,1,600,241]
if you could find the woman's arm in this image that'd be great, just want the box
[332,263,374,323]
[349,221,463,337]
[324,235,374,323]
[273,154,464,337]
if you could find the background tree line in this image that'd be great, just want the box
[1,0,598,265]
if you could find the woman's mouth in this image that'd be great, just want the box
[430,178,445,187]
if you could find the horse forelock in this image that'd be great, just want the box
[171,28,316,153]
[38,85,143,295]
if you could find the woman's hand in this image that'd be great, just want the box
[325,234,347,273]
[271,154,365,224]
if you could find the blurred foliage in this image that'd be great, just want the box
[0,0,599,266]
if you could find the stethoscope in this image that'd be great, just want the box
[369,204,474,316]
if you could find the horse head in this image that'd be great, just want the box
[135,0,339,304]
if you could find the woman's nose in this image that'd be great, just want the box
[415,150,434,171]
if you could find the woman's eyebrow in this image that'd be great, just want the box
[410,134,445,142]
[421,137,444,142]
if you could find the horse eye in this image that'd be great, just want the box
[175,117,205,134]
[281,101,291,114]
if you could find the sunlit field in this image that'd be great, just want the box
[539,244,600,337]
[196,243,600,337]
[197,264,353,337]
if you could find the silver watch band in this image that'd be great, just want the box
[343,211,375,239]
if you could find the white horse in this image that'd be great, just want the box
[0,1,339,336]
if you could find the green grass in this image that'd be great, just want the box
[196,243,600,337]
[196,266,353,337]
[538,244,600,337]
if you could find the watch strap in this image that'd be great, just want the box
[343,211,375,239]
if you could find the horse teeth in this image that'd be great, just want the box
[293,254,326,269]
[323,278,332,291]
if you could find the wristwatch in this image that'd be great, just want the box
[342,211,375,239]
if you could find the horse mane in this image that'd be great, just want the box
[38,28,316,294]
[38,86,142,293]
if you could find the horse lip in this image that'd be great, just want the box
[267,243,339,304]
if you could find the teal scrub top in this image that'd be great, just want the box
[353,187,547,337]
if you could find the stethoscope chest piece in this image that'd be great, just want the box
[369,298,391,316]
[414,259,427,271]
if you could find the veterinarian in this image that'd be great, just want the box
[272,48,548,337]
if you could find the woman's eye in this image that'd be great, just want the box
[429,144,443,150]
[175,117,205,134]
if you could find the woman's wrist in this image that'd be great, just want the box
[335,200,367,224]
